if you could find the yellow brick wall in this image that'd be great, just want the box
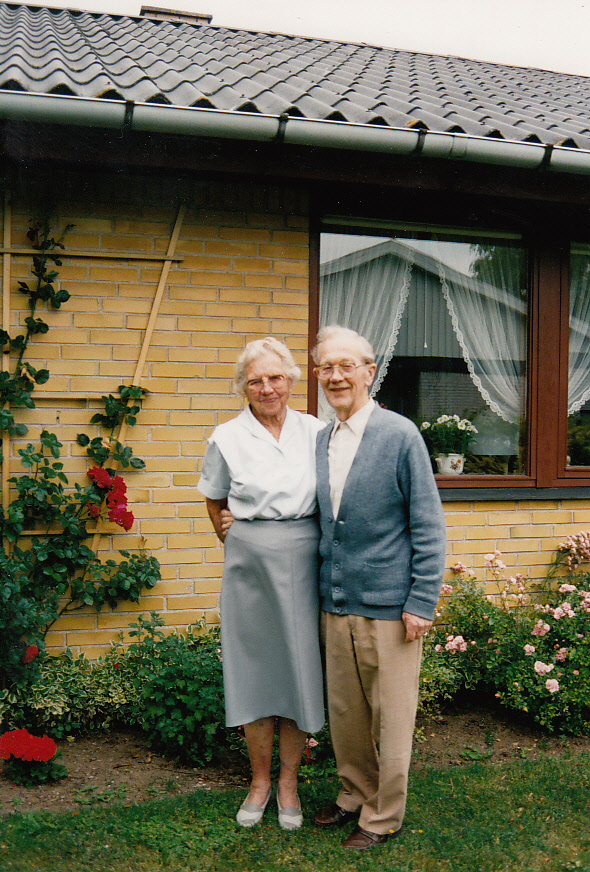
[3,169,589,659]
[442,499,590,595]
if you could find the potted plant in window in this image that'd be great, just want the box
[419,415,478,475]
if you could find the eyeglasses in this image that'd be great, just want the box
[313,361,368,380]
[246,374,287,392]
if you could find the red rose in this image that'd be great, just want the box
[87,466,112,489]
[108,504,134,531]
[110,476,127,500]
[21,644,39,665]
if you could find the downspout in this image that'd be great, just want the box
[1,91,590,175]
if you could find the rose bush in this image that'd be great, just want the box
[430,546,590,734]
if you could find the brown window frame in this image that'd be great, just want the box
[308,220,590,491]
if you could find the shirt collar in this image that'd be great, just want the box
[333,398,375,437]
[241,404,295,444]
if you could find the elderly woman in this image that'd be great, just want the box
[197,337,324,830]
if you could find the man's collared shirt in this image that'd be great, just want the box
[328,399,375,517]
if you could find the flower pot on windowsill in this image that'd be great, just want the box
[435,453,465,475]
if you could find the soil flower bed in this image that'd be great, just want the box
[2,699,589,816]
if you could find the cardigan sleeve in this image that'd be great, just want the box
[397,427,447,620]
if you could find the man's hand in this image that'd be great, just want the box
[220,508,234,536]
[402,611,433,643]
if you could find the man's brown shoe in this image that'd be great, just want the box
[342,824,400,850]
[314,804,358,827]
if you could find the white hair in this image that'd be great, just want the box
[233,336,301,395]
[311,325,375,364]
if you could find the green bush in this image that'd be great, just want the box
[0,647,136,737]
[126,613,228,765]
[0,614,229,764]
[431,551,590,734]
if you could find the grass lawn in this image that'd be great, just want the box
[1,752,589,872]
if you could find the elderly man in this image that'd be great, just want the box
[312,325,447,851]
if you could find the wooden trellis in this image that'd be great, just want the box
[0,196,186,555]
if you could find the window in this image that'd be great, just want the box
[568,244,590,468]
[312,220,590,490]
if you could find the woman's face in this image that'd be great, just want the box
[244,352,291,420]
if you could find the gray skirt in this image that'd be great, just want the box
[220,517,325,734]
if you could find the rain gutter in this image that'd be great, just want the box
[1,91,590,176]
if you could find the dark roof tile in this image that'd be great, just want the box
[1,2,589,149]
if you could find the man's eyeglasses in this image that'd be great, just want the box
[246,374,287,392]
[313,362,367,380]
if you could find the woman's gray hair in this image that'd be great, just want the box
[234,336,301,395]
[311,325,375,364]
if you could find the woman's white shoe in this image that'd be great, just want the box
[277,793,303,830]
[236,787,272,827]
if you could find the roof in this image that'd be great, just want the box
[2,2,590,153]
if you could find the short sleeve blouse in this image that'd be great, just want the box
[197,406,325,520]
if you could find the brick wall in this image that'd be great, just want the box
[2,168,588,659]
[442,499,590,595]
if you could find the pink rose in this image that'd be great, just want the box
[534,661,554,676]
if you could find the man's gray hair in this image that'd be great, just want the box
[312,325,375,365]
[234,336,301,395]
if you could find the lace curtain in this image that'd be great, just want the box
[435,244,527,425]
[319,236,413,420]
[568,250,590,415]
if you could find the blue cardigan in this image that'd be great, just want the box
[316,404,447,622]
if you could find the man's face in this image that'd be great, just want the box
[316,335,376,421]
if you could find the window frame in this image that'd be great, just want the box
[308,217,590,491]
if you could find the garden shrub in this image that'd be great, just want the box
[126,613,228,765]
[0,614,228,766]
[431,548,590,735]
[0,647,137,736]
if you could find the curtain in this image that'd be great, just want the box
[319,235,413,419]
[435,244,527,425]
[568,251,590,415]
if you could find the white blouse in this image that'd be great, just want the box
[197,406,325,520]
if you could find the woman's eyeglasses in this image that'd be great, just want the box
[246,374,287,392]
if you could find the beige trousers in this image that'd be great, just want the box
[321,612,423,835]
